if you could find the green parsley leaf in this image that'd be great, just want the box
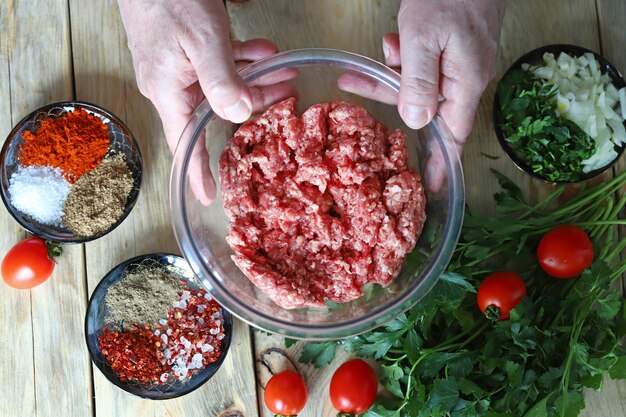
[298,341,336,368]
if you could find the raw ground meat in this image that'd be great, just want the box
[219,98,426,309]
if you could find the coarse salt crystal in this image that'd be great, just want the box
[160,373,169,383]
[204,293,213,301]
[181,290,191,301]
[197,306,205,313]
[161,334,168,344]
[8,165,71,226]
[159,319,167,325]
[201,344,214,353]
[197,317,205,324]
[154,329,161,336]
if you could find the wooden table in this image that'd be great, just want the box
[2,1,626,416]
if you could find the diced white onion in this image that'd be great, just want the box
[529,51,626,169]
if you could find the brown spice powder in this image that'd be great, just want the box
[104,264,184,329]
[62,154,133,237]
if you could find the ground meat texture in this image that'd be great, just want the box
[219,98,426,309]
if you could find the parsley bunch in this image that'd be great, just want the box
[300,169,626,417]
[497,69,595,182]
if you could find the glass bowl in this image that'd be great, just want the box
[85,253,233,400]
[493,44,626,184]
[170,49,465,340]
[0,101,142,243]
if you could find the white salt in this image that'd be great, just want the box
[8,165,70,226]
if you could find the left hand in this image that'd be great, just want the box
[392,0,505,139]
[339,0,505,191]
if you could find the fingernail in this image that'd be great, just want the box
[401,104,429,129]
[382,39,390,59]
[223,97,252,123]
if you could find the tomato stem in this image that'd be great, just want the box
[45,240,63,263]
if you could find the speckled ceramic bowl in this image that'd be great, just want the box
[0,101,142,243]
[85,253,232,400]
[170,49,465,340]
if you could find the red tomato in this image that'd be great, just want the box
[264,370,307,416]
[537,224,594,278]
[477,271,526,320]
[2,237,57,289]
[330,359,377,415]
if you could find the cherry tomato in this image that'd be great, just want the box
[2,237,60,289]
[537,224,593,278]
[329,359,377,415]
[477,271,526,321]
[264,370,307,416]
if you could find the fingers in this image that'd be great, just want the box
[153,82,205,154]
[249,82,298,113]
[188,130,216,206]
[231,38,278,61]
[397,10,441,130]
[382,33,401,68]
[437,85,481,151]
[424,149,446,193]
[336,71,398,105]
[182,4,252,124]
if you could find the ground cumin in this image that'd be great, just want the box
[62,154,133,237]
[104,264,184,329]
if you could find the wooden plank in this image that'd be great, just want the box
[465,0,602,214]
[228,1,625,417]
[0,1,93,417]
[0,2,36,417]
[227,0,400,59]
[581,1,626,416]
[226,1,400,416]
[68,0,258,415]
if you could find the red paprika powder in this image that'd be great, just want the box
[19,109,110,183]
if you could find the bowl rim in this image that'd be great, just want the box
[169,48,465,340]
[0,100,143,243]
[84,252,233,400]
[493,43,626,184]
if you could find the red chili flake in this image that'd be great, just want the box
[98,286,226,385]
[98,326,168,384]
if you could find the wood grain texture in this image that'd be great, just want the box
[254,333,354,417]
[0,1,92,417]
[68,0,257,415]
[580,1,626,416]
[0,3,36,417]
[225,1,400,415]
[228,1,626,417]
[465,0,602,215]
[227,0,401,60]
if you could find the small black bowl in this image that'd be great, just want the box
[0,101,142,242]
[85,253,232,400]
[493,44,626,183]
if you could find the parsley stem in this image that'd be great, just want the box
[552,172,626,217]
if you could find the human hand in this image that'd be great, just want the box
[339,0,504,191]
[394,0,505,188]
[118,0,293,204]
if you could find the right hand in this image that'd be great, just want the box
[118,0,292,204]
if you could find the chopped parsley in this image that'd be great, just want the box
[496,69,595,182]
